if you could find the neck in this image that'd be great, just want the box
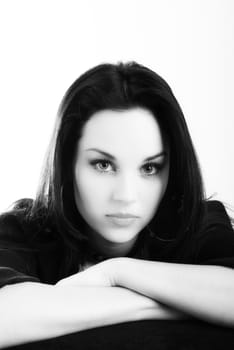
[86,230,138,258]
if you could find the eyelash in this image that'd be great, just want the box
[89,158,164,177]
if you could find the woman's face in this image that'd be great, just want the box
[73,107,170,257]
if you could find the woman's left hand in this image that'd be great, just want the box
[56,258,120,287]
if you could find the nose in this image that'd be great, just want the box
[111,173,137,204]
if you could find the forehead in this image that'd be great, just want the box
[78,107,166,156]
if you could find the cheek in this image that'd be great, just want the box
[142,184,163,210]
[141,177,168,217]
[74,170,109,211]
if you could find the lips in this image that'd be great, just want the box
[106,213,139,227]
[106,213,139,219]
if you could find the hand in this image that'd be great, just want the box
[56,258,119,287]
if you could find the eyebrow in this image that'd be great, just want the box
[85,148,167,162]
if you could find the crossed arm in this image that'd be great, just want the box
[58,257,234,326]
[1,258,234,348]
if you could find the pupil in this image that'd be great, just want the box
[146,165,152,172]
[101,161,108,169]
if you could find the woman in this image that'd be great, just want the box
[0,62,234,348]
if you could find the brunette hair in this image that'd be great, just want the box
[13,62,205,266]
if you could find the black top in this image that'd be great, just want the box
[0,200,234,288]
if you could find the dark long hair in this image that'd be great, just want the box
[13,62,205,268]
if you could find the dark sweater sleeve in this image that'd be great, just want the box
[195,200,234,268]
[0,213,40,288]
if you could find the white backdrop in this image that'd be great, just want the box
[0,0,233,213]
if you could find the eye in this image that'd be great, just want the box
[141,162,161,176]
[90,159,115,173]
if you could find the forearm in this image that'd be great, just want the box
[114,258,234,326]
[0,282,182,349]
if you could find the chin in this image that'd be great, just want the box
[102,230,139,244]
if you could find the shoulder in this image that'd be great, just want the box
[0,198,56,247]
[204,199,230,215]
[0,199,65,285]
[195,200,234,266]
[201,200,233,230]
[0,201,29,243]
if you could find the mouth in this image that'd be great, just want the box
[106,213,139,219]
[106,214,139,227]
